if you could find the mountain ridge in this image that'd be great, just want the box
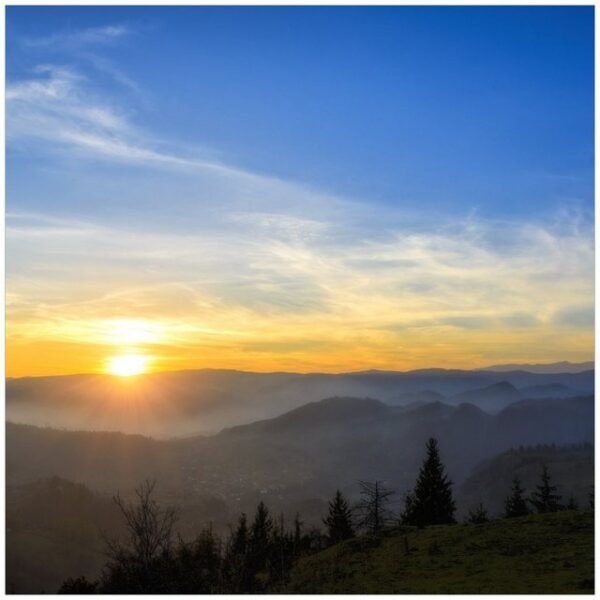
[7,367,594,437]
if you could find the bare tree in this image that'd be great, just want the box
[355,480,395,534]
[105,479,178,568]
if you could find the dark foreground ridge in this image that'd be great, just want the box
[286,510,594,594]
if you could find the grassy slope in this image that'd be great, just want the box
[287,510,594,594]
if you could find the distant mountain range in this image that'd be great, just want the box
[479,361,594,374]
[6,365,594,436]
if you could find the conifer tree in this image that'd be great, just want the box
[323,490,355,544]
[566,492,578,511]
[466,502,489,524]
[503,477,529,518]
[248,501,273,590]
[267,513,295,587]
[223,513,251,592]
[174,526,222,593]
[293,512,303,551]
[530,465,562,513]
[401,438,456,527]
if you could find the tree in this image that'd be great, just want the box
[355,480,395,534]
[228,512,249,558]
[401,438,456,527]
[466,502,489,524]
[101,479,179,593]
[293,512,303,552]
[223,513,253,592]
[247,501,273,591]
[58,577,98,594]
[323,490,355,544]
[171,527,222,593]
[504,477,529,518]
[530,465,562,513]
[566,492,578,511]
[268,513,295,587]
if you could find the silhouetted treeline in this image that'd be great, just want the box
[58,438,590,593]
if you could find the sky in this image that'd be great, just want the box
[6,6,595,377]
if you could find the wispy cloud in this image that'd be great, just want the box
[22,24,131,49]
[6,204,594,372]
[5,36,594,374]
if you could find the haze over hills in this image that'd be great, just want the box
[6,366,594,437]
[7,393,594,509]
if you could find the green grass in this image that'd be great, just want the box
[286,510,594,594]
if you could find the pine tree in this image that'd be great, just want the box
[223,513,252,592]
[267,513,295,587]
[530,465,562,513]
[356,480,395,534]
[401,438,456,527]
[229,513,249,555]
[250,502,273,554]
[173,526,222,593]
[466,502,489,524]
[566,492,578,511]
[293,513,302,551]
[323,490,355,544]
[504,477,529,518]
[247,501,273,591]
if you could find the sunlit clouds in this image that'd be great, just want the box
[6,205,594,376]
[6,19,594,376]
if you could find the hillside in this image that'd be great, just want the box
[286,511,594,594]
[457,444,594,517]
[448,381,521,412]
[7,394,594,512]
[6,478,123,594]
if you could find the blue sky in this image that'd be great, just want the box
[7,6,594,220]
[5,7,595,375]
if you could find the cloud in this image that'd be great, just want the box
[552,304,595,328]
[22,24,131,49]
[501,311,540,328]
[5,36,594,372]
[439,315,494,329]
[6,64,337,192]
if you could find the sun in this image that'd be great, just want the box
[108,354,149,377]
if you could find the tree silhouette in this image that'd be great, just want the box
[171,527,222,593]
[323,490,355,544]
[466,502,489,524]
[566,492,578,511]
[504,477,529,518]
[223,513,252,592]
[58,577,98,594]
[268,513,295,588]
[247,501,273,591]
[530,465,562,513]
[356,480,395,534]
[402,438,456,527]
[101,479,178,593]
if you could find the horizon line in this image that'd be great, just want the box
[6,360,595,380]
